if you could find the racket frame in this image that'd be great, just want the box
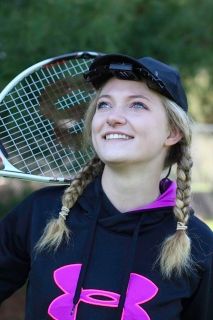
[0,51,102,184]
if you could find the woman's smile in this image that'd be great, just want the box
[104,132,134,140]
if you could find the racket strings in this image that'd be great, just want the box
[0,56,96,179]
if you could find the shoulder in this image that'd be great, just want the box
[21,184,67,209]
[0,185,70,249]
[1,185,68,223]
[29,185,67,200]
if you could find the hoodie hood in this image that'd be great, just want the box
[134,178,176,211]
[79,175,176,215]
[78,176,176,234]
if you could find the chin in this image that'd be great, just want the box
[99,155,132,166]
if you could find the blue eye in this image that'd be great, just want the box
[96,101,111,110]
[130,102,147,110]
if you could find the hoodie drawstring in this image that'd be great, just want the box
[71,200,101,315]
[117,214,145,316]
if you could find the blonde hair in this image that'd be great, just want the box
[157,97,193,278]
[36,84,194,278]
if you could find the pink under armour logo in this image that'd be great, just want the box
[48,264,158,320]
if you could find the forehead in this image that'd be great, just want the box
[100,78,156,99]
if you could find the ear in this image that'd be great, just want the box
[165,127,183,147]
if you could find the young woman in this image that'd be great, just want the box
[0,53,213,320]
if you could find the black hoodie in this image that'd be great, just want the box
[0,176,213,320]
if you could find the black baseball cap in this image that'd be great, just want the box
[84,53,188,112]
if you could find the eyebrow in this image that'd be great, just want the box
[98,94,151,101]
[128,95,151,101]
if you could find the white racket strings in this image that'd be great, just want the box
[0,53,99,182]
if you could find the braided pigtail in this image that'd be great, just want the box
[156,97,195,278]
[35,157,103,252]
[159,143,193,278]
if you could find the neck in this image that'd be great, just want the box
[101,164,162,212]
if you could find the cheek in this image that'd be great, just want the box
[138,118,169,146]
[91,116,100,149]
[91,121,96,146]
[91,113,104,136]
[91,117,98,139]
[91,113,99,131]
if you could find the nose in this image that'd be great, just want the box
[106,112,127,127]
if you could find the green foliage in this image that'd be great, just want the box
[205,220,213,230]
[0,0,213,122]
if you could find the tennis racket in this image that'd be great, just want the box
[0,51,103,184]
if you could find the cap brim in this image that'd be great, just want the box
[85,53,153,90]
[89,53,144,71]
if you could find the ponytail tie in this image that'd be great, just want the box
[176,221,188,231]
[59,206,70,220]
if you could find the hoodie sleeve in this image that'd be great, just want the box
[182,220,213,320]
[0,194,33,302]
[0,185,64,303]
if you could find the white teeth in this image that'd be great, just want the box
[105,134,132,140]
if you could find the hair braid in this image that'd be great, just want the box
[62,157,103,209]
[35,157,103,252]
[158,142,193,278]
[174,144,193,223]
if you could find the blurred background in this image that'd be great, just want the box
[0,0,212,319]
